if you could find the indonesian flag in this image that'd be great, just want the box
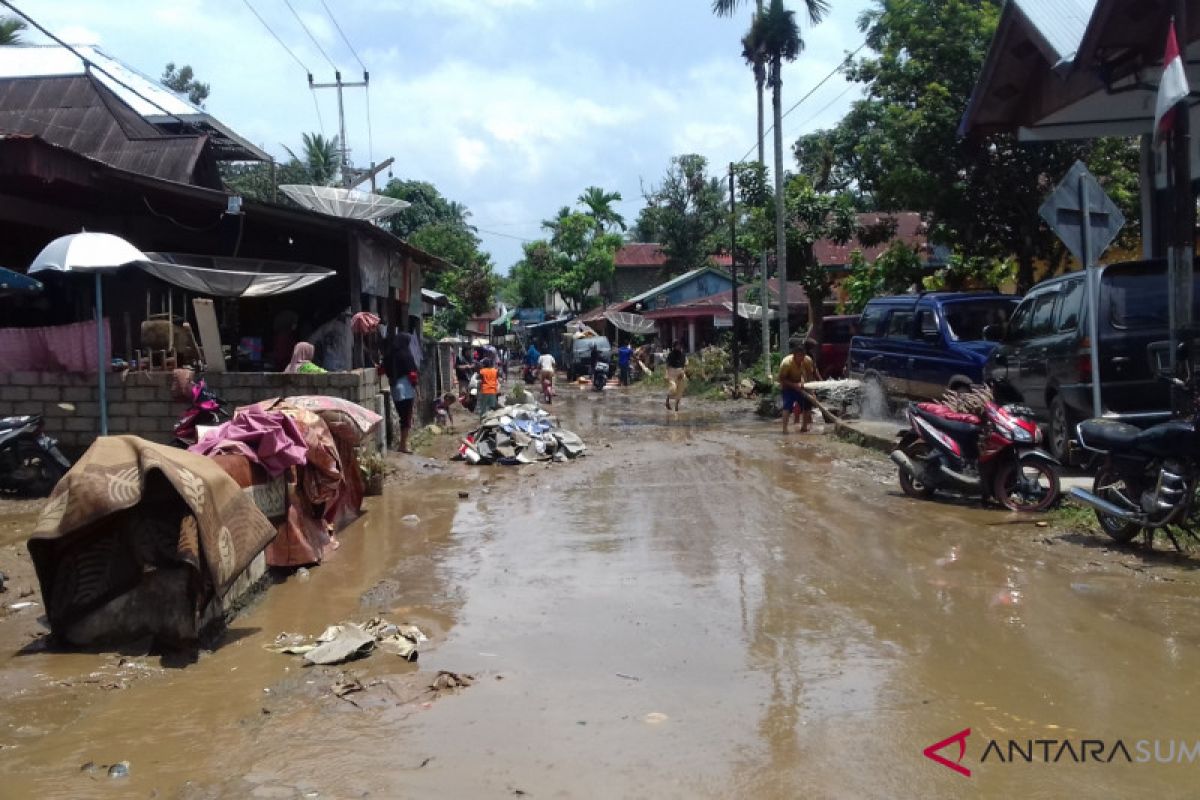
[1154,19,1190,145]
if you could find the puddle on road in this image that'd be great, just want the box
[2,392,1200,797]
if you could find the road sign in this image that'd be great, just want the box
[1038,160,1125,264]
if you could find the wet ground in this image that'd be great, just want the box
[4,388,1200,797]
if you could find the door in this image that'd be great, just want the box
[907,306,949,398]
[881,308,915,397]
[1045,278,1084,414]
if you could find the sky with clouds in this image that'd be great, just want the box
[24,0,873,271]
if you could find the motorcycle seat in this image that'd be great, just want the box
[0,415,35,430]
[1077,419,1141,452]
[912,403,980,437]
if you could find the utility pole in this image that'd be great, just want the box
[1168,1,1195,383]
[729,164,740,393]
[755,0,771,370]
[309,70,369,188]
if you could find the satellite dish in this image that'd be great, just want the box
[279,185,411,221]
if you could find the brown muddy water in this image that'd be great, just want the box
[3,389,1200,798]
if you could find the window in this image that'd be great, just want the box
[858,306,886,337]
[943,299,1019,341]
[1030,293,1058,336]
[915,308,939,339]
[1055,280,1084,331]
[885,310,914,339]
[1007,298,1036,340]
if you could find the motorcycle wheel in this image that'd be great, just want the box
[9,439,67,497]
[898,442,936,499]
[992,456,1060,512]
[1090,465,1142,543]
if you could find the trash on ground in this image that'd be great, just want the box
[7,601,37,611]
[431,670,473,692]
[107,761,130,779]
[457,404,586,466]
[401,514,421,526]
[267,617,428,665]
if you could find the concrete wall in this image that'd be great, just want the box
[0,369,384,453]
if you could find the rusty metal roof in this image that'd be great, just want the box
[0,74,214,186]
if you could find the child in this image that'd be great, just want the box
[478,358,500,415]
[435,392,456,430]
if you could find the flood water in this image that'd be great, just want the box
[4,390,1200,798]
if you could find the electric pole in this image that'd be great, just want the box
[309,70,369,188]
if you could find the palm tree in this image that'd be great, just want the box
[715,0,828,350]
[578,186,627,233]
[446,200,477,232]
[283,133,341,187]
[0,16,27,45]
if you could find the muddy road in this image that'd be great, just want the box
[4,390,1200,798]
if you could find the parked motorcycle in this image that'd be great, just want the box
[0,414,71,496]
[172,374,230,447]
[1069,371,1200,543]
[890,392,1061,512]
[592,360,609,392]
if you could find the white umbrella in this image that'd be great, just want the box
[29,233,150,436]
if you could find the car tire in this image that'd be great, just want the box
[1048,394,1075,464]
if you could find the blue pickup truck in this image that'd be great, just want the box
[847,292,1021,401]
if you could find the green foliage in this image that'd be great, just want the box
[282,133,341,187]
[160,62,210,107]
[545,213,623,312]
[922,252,1016,292]
[220,158,312,204]
[578,186,626,233]
[686,345,732,383]
[0,16,26,46]
[820,0,1141,291]
[783,175,856,340]
[634,154,727,276]
[842,241,925,313]
[409,223,498,324]
[379,179,473,239]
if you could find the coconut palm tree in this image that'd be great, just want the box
[0,16,26,45]
[578,186,627,233]
[283,133,341,187]
[715,0,829,349]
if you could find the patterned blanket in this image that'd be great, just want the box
[27,436,276,634]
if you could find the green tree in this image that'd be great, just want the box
[409,222,498,331]
[841,241,926,313]
[0,15,25,45]
[160,62,210,107]
[505,241,556,309]
[283,133,340,187]
[833,0,1141,291]
[783,176,856,343]
[544,213,623,312]
[578,186,627,233]
[634,154,727,276]
[220,158,311,203]
[380,179,473,239]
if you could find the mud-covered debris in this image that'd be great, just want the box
[332,678,365,698]
[401,514,421,526]
[295,567,310,582]
[267,617,428,664]
[303,624,375,666]
[0,569,7,593]
[108,761,130,779]
[457,404,586,466]
[431,670,474,692]
[458,491,470,499]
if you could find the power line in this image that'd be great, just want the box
[737,40,867,163]
[320,0,367,72]
[477,228,536,243]
[310,88,326,134]
[284,0,339,73]
[241,0,311,76]
[0,0,198,131]
[783,83,855,142]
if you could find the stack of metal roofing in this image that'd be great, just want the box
[457,404,586,465]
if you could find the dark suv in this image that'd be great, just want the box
[848,292,1020,401]
[986,259,1199,462]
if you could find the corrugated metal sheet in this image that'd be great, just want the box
[0,75,209,185]
[1014,0,1097,63]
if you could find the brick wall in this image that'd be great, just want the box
[0,369,384,454]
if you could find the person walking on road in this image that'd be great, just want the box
[778,337,819,434]
[665,340,687,412]
[617,342,633,386]
[478,358,500,416]
[537,350,557,402]
[385,330,419,453]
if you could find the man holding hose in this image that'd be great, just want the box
[778,336,820,433]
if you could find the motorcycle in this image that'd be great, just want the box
[0,414,71,496]
[172,373,230,447]
[890,392,1061,512]
[592,361,609,392]
[1068,371,1200,544]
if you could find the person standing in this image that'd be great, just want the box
[385,330,419,453]
[537,350,557,403]
[478,358,500,415]
[778,337,819,433]
[617,342,633,386]
[665,340,687,412]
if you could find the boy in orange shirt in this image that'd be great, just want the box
[478,358,500,415]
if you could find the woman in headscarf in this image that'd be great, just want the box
[385,329,419,454]
[284,342,326,374]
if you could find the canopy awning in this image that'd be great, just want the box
[141,253,335,298]
[724,301,776,321]
[491,308,516,329]
[422,288,450,307]
[604,310,658,335]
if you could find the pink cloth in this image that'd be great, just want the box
[189,408,310,477]
[0,319,112,373]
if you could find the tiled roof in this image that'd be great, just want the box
[614,243,668,268]
[813,212,929,267]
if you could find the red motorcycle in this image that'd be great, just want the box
[890,391,1061,511]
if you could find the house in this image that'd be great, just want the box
[612,243,670,300]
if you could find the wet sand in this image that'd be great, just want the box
[2,388,1200,798]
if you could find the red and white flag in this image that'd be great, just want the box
[1154,19,1190,145]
